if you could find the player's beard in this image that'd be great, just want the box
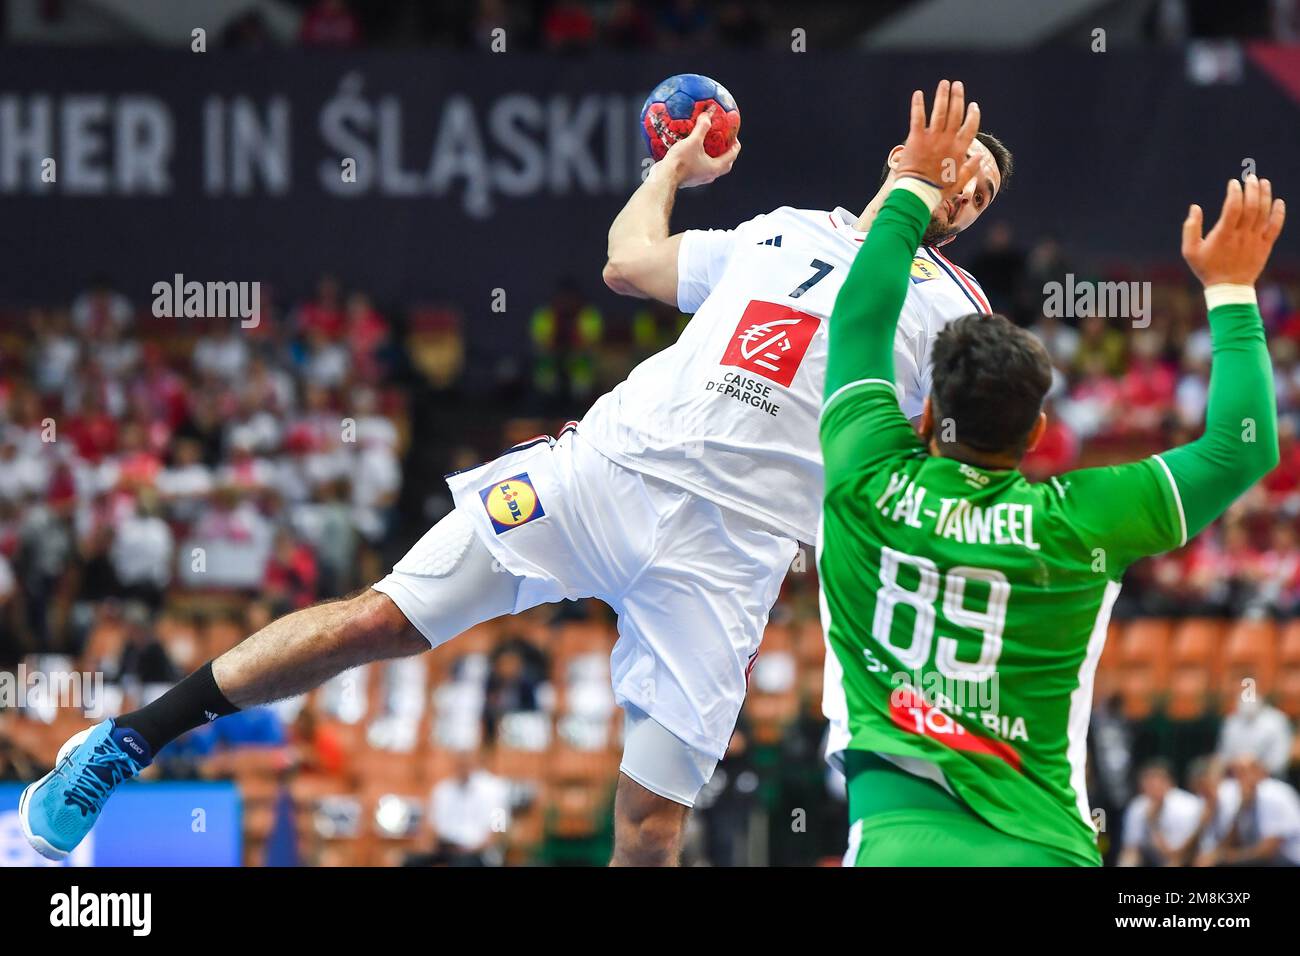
[921,213,959,247]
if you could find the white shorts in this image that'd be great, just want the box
[373,427,797,792]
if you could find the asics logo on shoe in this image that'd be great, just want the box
[120,735,145,756]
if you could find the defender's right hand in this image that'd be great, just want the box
[1182,174,1286,287]
[893,79,982,199]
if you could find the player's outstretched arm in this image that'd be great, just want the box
[1158,175,1285,539]
[602,111,740,306]
[825,80,981,402]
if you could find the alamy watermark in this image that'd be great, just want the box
[151,273,260,328]
[1042,273,1151,328]
[0,664,105,717]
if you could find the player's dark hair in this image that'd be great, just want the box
[929,313,1051,459]
[879,131,1013,191]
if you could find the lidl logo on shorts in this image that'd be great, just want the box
[480,473,545,533]
[910,257,938,283]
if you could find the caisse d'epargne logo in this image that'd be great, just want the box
[720,301,819,388]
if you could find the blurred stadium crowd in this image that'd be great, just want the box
[2,213,1300,865]
[2,0,1300,869]
[33,0,1295,52]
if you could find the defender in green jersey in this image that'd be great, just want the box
[819,80,1287,866]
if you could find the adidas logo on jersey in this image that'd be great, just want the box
[756,235,782,247]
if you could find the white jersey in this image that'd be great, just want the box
[580,205,990,542]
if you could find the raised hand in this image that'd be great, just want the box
[1182,174,1286,287]
[893,79,982,199]
[662,110,742,189]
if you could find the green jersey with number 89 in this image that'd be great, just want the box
[820,183,1276,866]
[819,385,1183,865]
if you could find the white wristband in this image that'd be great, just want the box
[1204,284,1257,310]
[892,177,944,213]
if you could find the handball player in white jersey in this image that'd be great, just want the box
[22,85,1010,867]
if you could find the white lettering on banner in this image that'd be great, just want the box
[0,81,649,213]
[0,93,173,194]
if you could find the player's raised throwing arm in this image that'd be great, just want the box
[602,111,741,306]
[824,80,982,402]
[1158,175,1285,539]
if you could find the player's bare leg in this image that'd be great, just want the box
[212,588,426,706]
[19,587,430,860]
[610,774,691,866]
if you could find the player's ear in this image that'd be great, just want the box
[1024,411,1048,454]
[917,397,935,440]
[886,145,905,174]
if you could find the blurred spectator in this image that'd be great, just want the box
[1117,333,1176,438]
[1020,397,1079,479]
[1072,313,1128,379]
[108,490,174,610]
[30,309,80,395]
[969,221,1027,321]
[1030,313,1080,371]
[297,274,347,339]
[1217,697,1294,778]
[0,717,43,782]
[299,0,362,48]
[605,0,656,48]
[70,278,132,337]
[542,0,596,51]
[1118,759,1203,866]
[716,1,768,47]
[14,478,76,652]
[222,9,275,49]
[0,551,17,666]
[291,702,346,776]
[483,642,546,744]
[1197,754,1300,866]
[345,292,393,382]
[413,749,510,866]
[193,320,251,383]
[659,0,713,48]
[696,723,761,866]
[530,278,604,405]
[264,527,320,613]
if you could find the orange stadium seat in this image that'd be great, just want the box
[1117,619,1173,717]
[1097,618,1125,673]
[1220,619,1278,701]
[1171,618,1226,680]
[1274,621,1300,718]
[1167,662,1213,720]
[554,619,614,660]
[1279,620,1300,664]
[793,618,826,668]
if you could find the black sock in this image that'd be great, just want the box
[116,661,240,753]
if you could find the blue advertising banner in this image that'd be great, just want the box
[0,782,242,867]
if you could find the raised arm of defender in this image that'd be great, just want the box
[602,112,741,306]
[1158,175,1286,539]
[824,80,981,402]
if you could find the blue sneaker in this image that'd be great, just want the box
[19,720,152,861]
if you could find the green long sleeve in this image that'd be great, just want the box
[1159,301,1279,539]
[824,186,932,402]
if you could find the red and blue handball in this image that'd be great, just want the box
[640,73,741,161]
